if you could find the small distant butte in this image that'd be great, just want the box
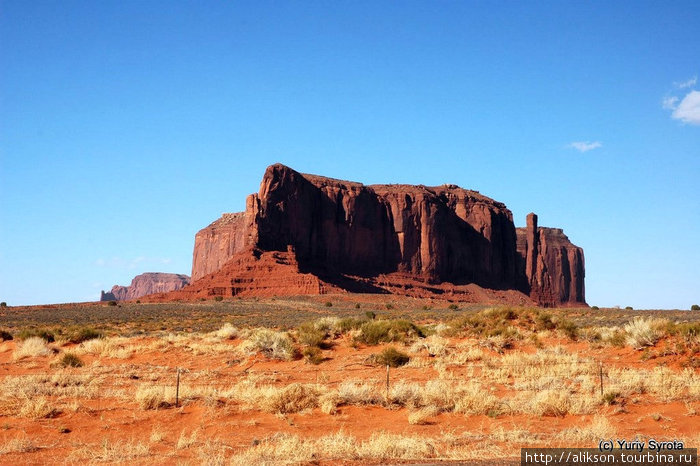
[100,272,190,301]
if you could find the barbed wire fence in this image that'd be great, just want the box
[1,357,696,412]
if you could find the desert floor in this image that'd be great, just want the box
[0,296,699,464]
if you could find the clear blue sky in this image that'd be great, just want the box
[1,1,698,309]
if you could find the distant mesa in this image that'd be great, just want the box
[100,272,190,301]
[153,163,585,307]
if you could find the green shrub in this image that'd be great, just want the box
[107,300,117,306]
[449,309,521,338]
[302,346,323,365]
[602,391,621,405]
[324,301,333,307]
[625,306,633,310]
[365,311,376,320]
[535,312,556,331]
[357,321,392,345]
[336,318,363,334]
[529,334,544,348]
[0,329,12,341]
[385,303,394,310]
[355,303,361,309]
[558,319,578,340]
[297,322,326,348]
[448,304,459,311]
[607,330,627,347]
[580,328,601,342]
[68,327,102,344]
[59,353,84,368]
[665,322,700,341]
[489,308,518,320]
[356,320,423,345]
[591,306,599,311]
[214,296,224,302]
[376,347,410,367]
[17,328,55,342]
[691,304,700,311]
[0,302,6,308]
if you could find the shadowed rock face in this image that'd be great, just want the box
[100,273,190,301]
[189,164,586,306]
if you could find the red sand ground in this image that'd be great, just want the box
[1,324,698,465]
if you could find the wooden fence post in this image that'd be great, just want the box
[599,361,604,397]
[385,365,390,400]
[175,368,181,407]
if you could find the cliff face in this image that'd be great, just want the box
[188,164,585,306]
[516,213,586,307]
[191,206,257,281]
[100,272,190,301]
[193,164,520,288]
[255,164,520,288]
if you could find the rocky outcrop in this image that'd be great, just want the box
[100,272,190,301]
[516,213,585,307]
[185,164,585,306]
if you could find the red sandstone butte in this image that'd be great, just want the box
[167,164,585,306]
[516,213,585,307]
[100,272,190,301]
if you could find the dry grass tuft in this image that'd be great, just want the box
[176,429,199,449]
[236,328,296,360]
[389,380,423,409]
[0,435,38,454]
[337,380,383,406]
[230,433,313,464]
[230,431,439,464]
[197,438,228,465]
[149,426,165,443]
[624,317,667,349]
[212,323,239,340]
[18,397,60,419]
[389,379,504,416]
[74,337,132,359]
[445,343,485,364]
[480,334,514,353]
[319,391,342,414]
[606,366,700,401]
[13,337,52,360]
[557,415,616,443]
[70,439,150,462]
[358,431,437,460]
[0,372,100,400]
[263,383,321,414]
[313,316,343,337]
[518,389,595,417]
[410,335,448,357]
[135,385,172,410]
[408,406,438,425]
[227,377,324,414]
